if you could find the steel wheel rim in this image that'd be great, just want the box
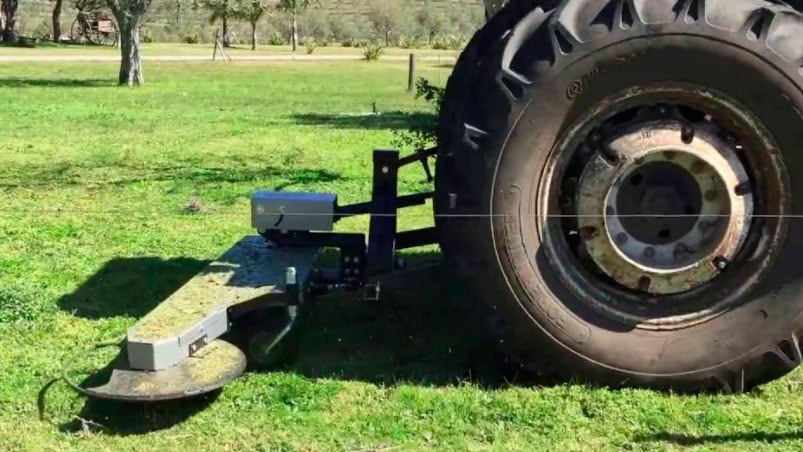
[538,83,788,329]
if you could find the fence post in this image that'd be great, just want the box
[407,53,416,92]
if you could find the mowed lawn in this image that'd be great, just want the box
[2,60,803,451]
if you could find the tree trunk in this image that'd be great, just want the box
[117,17,144,86]
[222,15,230,47]
[250,21,256,51]
[385,30,390,47]
[291,12,298,52]
[1,0,18,43]
[52,0,63,42]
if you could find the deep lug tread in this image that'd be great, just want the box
[463,124,490,151]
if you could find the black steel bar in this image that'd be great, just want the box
[395,227,439,250]
[367,150,399,275]
[396,147,437,167]
[336,192,433,219]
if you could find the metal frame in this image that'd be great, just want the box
[261,148,439,291]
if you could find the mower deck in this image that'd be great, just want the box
[68,149,441,403]
[78,339,247,402]
[74,236,319,402]
[127,236,317,371]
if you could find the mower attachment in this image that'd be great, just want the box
[74,339,247,402]
[69,149,440,403]
[71,237,319,402]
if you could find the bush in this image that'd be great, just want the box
[265,31,286,46]
[392,77,444,152]
[183,34,199,44]
[432,35,465,50]
[362,42,384,61]
[397,35,423,49]
[305,38,317,54]
[342,37,368,48]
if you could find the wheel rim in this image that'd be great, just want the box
[540,84,788,328]
[576,121,753,295]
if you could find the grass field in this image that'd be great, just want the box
[0,42,461,58]
[3,59,803,451]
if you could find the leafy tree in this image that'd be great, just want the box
[448,4,484,39]
[414,2,446,44]
[198,0,233,47]
[51,0,63,41]
[107,0,154,85]
[275,0,312,52]
[367,0,408,47]
[231,0,270,50]
[1,0,19,43]
[73,0,106,11]
[299,8,329,43]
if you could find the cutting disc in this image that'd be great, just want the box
[67,339,246,402]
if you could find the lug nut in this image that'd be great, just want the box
[713,256,729,270]
[681,125,695,144]
[637,276,652,291]
[643,247,655,259]
[615,233,629,244]
[735,182,752,196]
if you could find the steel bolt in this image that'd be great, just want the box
[382,166,389,174]
[735,182,752,196]
[681,125,695,144]
[713,256,729,270]
[615,233,629,244]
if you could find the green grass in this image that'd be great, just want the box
[3,60,803,451]
[0,42,461,58]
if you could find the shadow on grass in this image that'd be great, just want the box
[637,431,803,445]
[0,78,116,88]
[280,255,531,388]
[59,257,210,319]
[0,164,343,190]
[291,111,435,131]
[52,249,537,434]
[60,395,220,435]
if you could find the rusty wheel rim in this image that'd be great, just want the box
[539,84,788,329]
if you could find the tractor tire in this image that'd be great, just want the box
[435,0,803,392]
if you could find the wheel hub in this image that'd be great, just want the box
[576,121,753,294]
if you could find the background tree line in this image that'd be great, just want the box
[5,0,483,50]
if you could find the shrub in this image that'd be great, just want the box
[305,38,317,54]
[362,42,384,61]
[392,77,444,152]
[432,34,465,50]
[183,34,199,44]
[265,31,286,46]
[397,35,422,49]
